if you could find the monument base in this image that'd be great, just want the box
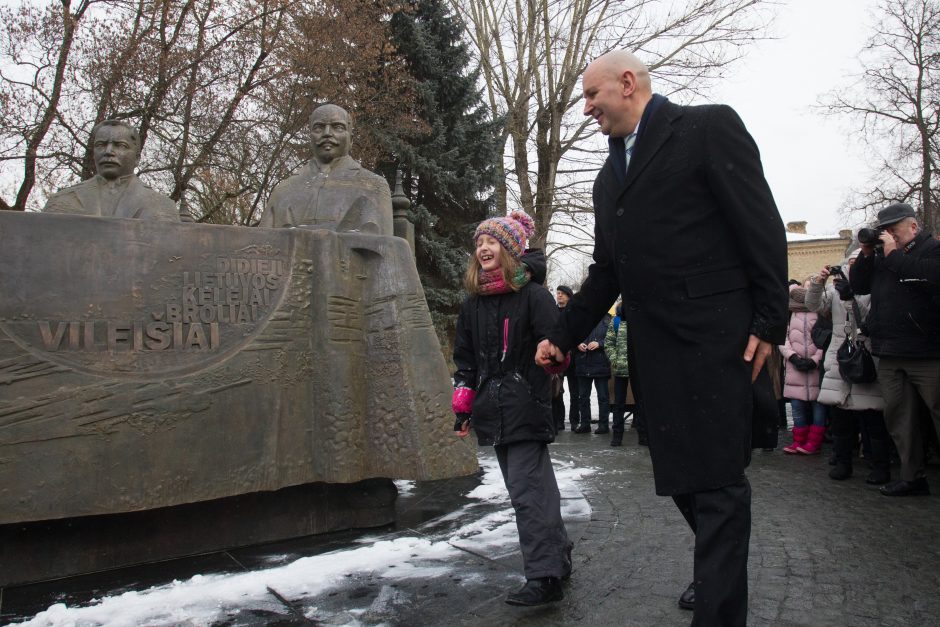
[0,478,397,587]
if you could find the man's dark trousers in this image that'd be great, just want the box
[878,357,940,481]
[673,477,751,627]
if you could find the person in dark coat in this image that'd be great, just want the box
[551,285,579,431]
[452,210,572,606]
[573,315,612,434]
[537,51,788,625]
[849,202,940,497]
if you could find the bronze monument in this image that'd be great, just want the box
[0,107,476,586]
[42,120,179,221]
[259,104,393,234]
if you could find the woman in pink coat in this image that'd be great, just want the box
[779,280,827,453]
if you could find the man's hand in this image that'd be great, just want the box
[880,231,897,255]
[743,334,773,383]
[536,339,564,367]
[577,342,588,352]
[587,341,600,351]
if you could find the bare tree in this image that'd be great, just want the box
[0,0,422,224]
[449,0,773,250]
[0,0,98,211]
[822,0,939,232]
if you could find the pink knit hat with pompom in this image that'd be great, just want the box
[473,210,536,259]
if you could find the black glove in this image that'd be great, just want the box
[789,355,816,372]
[833,279,854,301]
[454,413,471,432]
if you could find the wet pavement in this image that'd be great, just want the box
[3,426,940,626]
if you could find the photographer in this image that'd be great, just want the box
[807,253,890,483]
[849,203,940,496]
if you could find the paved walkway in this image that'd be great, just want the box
[3,428,940,626]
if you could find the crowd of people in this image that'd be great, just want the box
[549,289,645,446]
[448,48,939,626]
[774,202,940,497]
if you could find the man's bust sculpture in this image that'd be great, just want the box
[259,104,393,235]
[43,120,179,221]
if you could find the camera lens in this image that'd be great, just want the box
[857,227,882,245]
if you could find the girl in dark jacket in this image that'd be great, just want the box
[452,210,572,607]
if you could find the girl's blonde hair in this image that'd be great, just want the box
[464,243,524,295]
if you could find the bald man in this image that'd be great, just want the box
[537,51,788,625]
[259,104,393,235]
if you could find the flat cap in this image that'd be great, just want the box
[875,203,916,228]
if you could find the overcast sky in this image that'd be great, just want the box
[708,0,883,235]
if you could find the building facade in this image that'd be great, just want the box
[785,221,853,282]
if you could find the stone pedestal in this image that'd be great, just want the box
[0,212,476,585]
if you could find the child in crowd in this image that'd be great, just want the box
[780,278,827,454]
[451,210,572,607]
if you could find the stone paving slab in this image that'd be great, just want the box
[2,427,939,626]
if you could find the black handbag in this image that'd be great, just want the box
[836,300,877,384]
[810,315,833,352]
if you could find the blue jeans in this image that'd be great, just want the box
[790,399,827,428]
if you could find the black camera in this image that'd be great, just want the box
[857,227,883,246]
[829,265,844,278]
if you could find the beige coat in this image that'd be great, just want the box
[805,280,884,411]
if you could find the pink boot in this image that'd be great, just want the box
[797,425,826,455]
[783,426,809,454]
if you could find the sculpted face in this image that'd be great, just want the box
[93,125,140,180]
[309,106,351,165]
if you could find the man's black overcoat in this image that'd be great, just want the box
[563,97,788,495]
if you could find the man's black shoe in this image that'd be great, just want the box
[866,467,891,485]
[505,577,563,606]
[594,426,610,435]
[610,433,623,447]
[573,425,591,434]
[880,478,930,496]
[678,582,695,610]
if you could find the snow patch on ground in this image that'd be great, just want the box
[15,452,595,627]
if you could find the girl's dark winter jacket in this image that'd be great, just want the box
[453,277,565,446]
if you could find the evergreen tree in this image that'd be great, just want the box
[384,0,503,349]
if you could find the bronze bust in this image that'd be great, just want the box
[43,120,179,221]
[259,104,393,235]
